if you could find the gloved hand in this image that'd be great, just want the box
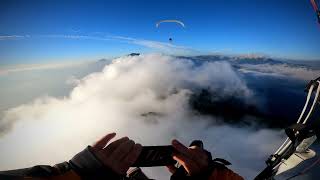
[167,139,210,177]
[168,140,244,180]
[69,133,142,179]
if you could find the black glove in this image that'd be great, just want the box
[69,146,126,180]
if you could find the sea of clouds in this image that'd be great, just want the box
[238,63,320,81]
[0,54,295,179]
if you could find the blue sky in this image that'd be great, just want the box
[0,0,320,65]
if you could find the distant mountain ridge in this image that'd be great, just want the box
[176,54,320,70]
[177,54,283,65]
[98,53,319,70]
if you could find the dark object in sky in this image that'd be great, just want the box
[141,112,161,117]
[311,0,320,24]
[128,53,140,56]
[169,38,172,42]
[98,58,108,62]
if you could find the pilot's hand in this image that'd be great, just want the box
[91,133,142,175]
[167,139,209,176]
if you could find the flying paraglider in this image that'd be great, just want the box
[156,19,185,43]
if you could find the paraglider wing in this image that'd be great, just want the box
[156,20,185,28]
[310,0,320,24]
[311,0,319,12]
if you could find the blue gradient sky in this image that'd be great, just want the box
[0,0,320,65]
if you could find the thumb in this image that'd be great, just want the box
[93,132,116,149]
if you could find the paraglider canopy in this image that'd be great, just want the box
[156,20,185,28]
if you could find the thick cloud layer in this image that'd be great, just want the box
[238,63,320,81]
[0,54,282,179]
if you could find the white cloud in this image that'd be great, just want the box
[0,35,26,40]
[0,34,194,55]
[239,63,320,81]
[109,35,194,54]
[0,54,279,179]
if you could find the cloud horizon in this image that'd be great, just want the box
[0,54,285,179]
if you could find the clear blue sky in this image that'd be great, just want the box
[0,0,320,65]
